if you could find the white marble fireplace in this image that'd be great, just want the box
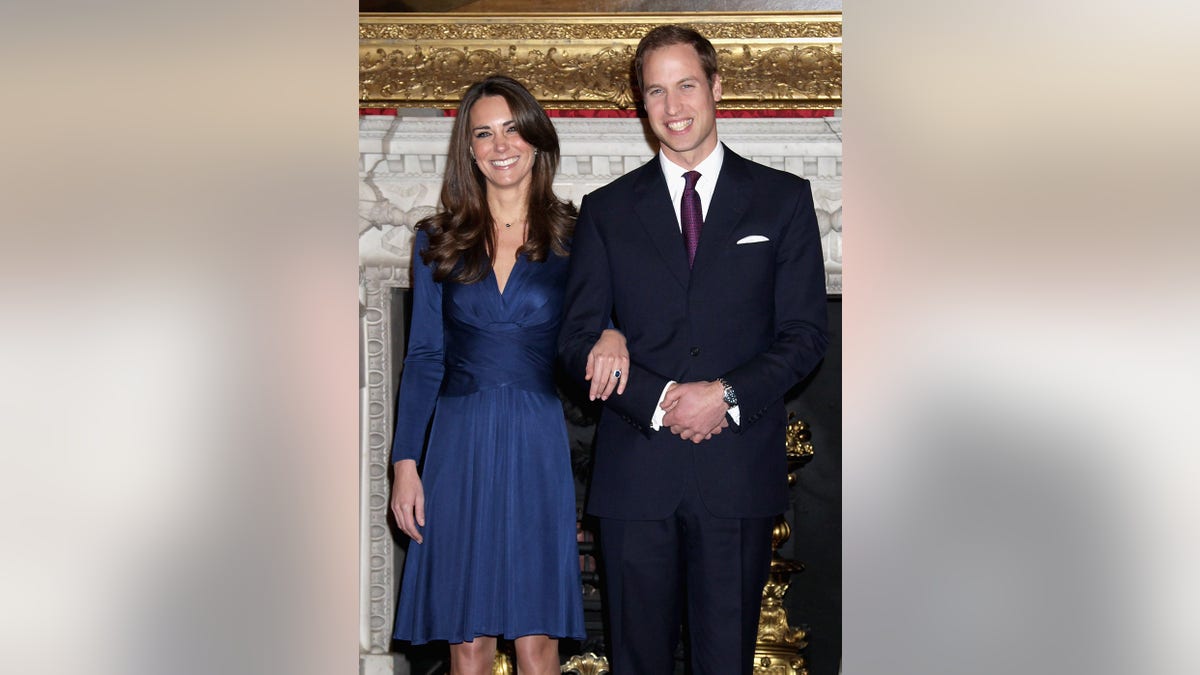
[357,114,841,674]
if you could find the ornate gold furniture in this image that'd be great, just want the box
[752,416,816,675]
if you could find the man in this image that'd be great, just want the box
[558,25,829,675]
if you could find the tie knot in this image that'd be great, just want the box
[683,170,701,191]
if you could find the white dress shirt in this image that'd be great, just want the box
[660,143,724,230]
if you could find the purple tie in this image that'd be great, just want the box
[681,170,703,268]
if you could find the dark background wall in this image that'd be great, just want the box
[783,296,841,675]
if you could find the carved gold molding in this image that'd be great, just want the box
[360,13,841,109]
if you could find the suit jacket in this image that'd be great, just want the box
[559,145,829,520]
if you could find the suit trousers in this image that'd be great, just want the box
[598,463,775,675]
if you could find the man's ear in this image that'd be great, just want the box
[712,74,723,103]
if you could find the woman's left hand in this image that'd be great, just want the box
[586,329,629,401]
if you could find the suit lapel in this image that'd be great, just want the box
[633,162,691,290]
[691,146,752,275]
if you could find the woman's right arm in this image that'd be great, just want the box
[389,230,444,543]
[392,459,425,544]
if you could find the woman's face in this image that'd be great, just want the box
[468,95,537,196]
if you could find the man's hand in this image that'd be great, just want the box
[391,459,425,544]
[660,380,729,443]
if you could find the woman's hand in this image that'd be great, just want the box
[391,459,425,544]
[585,329,630,401]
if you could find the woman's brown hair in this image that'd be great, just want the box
[418,75,575,284]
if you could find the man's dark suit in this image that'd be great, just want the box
[559,145,828,673]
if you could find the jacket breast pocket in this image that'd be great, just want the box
[727,237,775,263]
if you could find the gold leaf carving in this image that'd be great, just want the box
[360,13,841,110]
[561,652,610,675]
[360,18,841,42]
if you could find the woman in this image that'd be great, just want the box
[389,75,628,675]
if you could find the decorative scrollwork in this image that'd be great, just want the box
[360,18,841,42]
[360,13,841,109]
[491,651,514,675]
[757,575,808,646]
[561,652,610,675]
[786,415,815,464]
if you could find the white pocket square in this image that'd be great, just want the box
[736,235,770,244]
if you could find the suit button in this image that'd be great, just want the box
[690,347,700,356]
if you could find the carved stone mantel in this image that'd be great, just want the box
[358,114,842,673]
[360,115,842,291]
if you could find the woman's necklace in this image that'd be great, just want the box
[493,211,526,237]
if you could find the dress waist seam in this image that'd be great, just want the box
[440,381,556,397]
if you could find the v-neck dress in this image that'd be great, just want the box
[390,229,585,645]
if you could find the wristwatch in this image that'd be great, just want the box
[717,377,738,409]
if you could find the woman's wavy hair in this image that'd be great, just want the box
[418,75,575,284]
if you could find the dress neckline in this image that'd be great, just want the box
[492,254,525,298]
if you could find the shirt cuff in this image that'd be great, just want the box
[727,405,741,426]
[650,381,676,430]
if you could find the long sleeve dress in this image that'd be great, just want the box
[390,229,585,645]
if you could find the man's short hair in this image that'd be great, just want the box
[634,24,719,93]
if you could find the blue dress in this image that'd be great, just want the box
[391,229,585,645]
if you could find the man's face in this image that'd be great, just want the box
[641,42,723,169]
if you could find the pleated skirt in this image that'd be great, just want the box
[392,386,585,644]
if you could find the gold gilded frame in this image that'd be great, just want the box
[360,13,841,110]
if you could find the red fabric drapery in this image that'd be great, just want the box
[360,108,835,118]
